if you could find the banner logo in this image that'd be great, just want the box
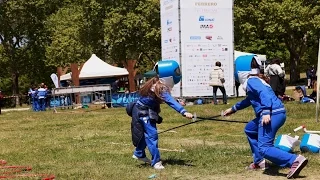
[200,24,214,29]
[199,16,215,22]
[195,2,218,6]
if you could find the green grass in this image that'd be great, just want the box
[1,99,320,180]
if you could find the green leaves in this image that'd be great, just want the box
[104,0,160,69]
[45,5,91,66]
[234,0,320,82]
[1,0,320,93]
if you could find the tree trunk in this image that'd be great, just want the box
[289,52,300,83]
[123,60,137,92]
[71,63,80,104]
[12,72,20,106]
[57,67,63,87]
[70,63,84,104]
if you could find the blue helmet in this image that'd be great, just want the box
[153,60,181,88]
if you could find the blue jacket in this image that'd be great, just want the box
[138,91,187,115]
[37,88,47,99]
[232,76,285,117]
[30,90,37,99]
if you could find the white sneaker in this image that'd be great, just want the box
[153,161,165,170]
[132,155,151,164]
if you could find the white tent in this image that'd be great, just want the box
[60,54,129,81]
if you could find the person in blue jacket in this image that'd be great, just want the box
[37,84,47,111]
[28,86,39,112]
[126,60,193,170]
[223,56,308,179]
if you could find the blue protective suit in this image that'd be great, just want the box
[231,76,297,167]
[30,90,39,111]
[129,90,187,166]
[37,88,47,111]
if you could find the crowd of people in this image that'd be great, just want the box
[28,83,50,112]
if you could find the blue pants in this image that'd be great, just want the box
[38,98,46,111]
[32,98,39,111]
[245,112,297,167]
[133,116,160,166]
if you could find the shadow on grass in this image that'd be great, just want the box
[162,158,195,167]
[135,158,195,169]
[262,164,307,179]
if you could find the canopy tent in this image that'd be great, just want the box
[60,54,129,81]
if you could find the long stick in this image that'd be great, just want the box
[196,116,248,124]
[157,115,247,135]
[157,119,205,135]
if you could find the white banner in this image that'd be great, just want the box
[160,0,181,97]
[180,0,234,96]
[50,73,59,88]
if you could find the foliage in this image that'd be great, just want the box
[45,5,91,66]
[0,0,62,94]
[104,0,161,68]
[234,0,320,82]
[1,0,320,95]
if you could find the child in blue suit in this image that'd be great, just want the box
[224,57,308,179]
[29,86,39,111]
[127,60,193,170]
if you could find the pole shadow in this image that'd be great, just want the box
[162,158,195,167]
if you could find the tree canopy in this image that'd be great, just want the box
[0,0,320,95]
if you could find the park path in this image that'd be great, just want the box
[1,107,30,112]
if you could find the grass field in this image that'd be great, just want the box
[1,99,320,180]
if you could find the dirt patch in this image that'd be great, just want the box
[160,171,316,180]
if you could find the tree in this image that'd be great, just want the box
[104,0,161,91]
[0,0,33,96]
[45,5,92,67]
[234,0,320,83]
[0,0,65,97]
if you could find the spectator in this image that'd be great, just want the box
[124,87,129,94]
[37,84,47,111]
[235,80,240,98]
[306,66,317,89]
[28,86,39,111]
[308,79,317,101]
[112,79,119,93]
[265,58,285,98]
[209,61,227,104]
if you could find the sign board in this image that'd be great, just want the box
[160,0,234,97]
[160,0,181,97]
